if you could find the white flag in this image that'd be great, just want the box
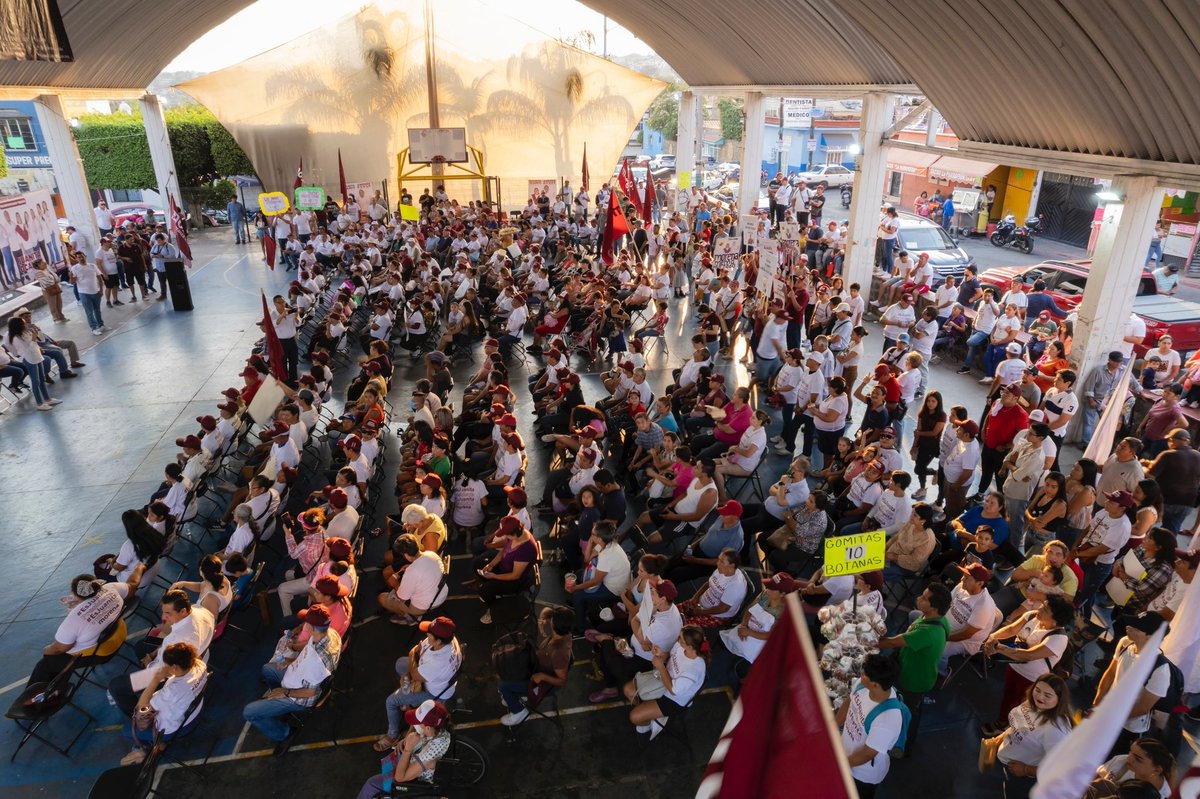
[1162,575,1200,692]
[1030,626,1167,799]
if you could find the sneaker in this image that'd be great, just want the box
[8,383,24,393]
[769,436,783,444]
[649,719,667,740]
[500,709,530,727]
[70,362,86,368]
[113,300,125,306]
[978,376,992,384]
[92,329,103,336]
[911,488,927,500]
[774,444,792,455]
[635,724,651,734]
[44,375,54,384]
[47,398,62,405]
[588,688,619,703]
[479,611,493,625]
[37,403,53,411]
[955,367,971,374]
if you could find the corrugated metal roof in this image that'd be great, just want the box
[580,0,1200,165]
[0,0,255,90]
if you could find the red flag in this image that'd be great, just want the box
[641,179,654,229]
[338,149,348,206]
[698,595,857,799]
[263,232,277,270]
[168,193,192,264]
[617,158,636,200]
[294,157,304,191]
[581,143,590,192]
[260,292,288,383]
[600,189,630,266]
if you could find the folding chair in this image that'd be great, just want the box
[724,463,766,503]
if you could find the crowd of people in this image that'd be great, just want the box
[9,178,1200,799]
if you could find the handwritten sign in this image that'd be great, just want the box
[823,531,886,577]
[294,186,326,210]
[258,192,290,216]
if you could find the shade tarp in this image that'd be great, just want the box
[178,0,665,212]
[884,146,939,175]
[928,155,998,183]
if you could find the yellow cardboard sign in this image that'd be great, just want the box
[677,170,692,190]
[823,531,886,577]
[399,203,420,221]
[258,192,290,216]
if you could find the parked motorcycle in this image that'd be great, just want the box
[840,185,852,208]
[990,214,1043,254]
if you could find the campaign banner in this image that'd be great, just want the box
[528,179,557,201]
[756,237,779,298]
[712,236,740,275]
[778,221,801,241]
[294,186,326,211]
[258,192,290,216]
[345,181,374,207]
[0,188,66,287]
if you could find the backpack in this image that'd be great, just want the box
[491,630,534,682]
[862,691,912,754]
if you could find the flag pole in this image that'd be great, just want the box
[785,593,860,798]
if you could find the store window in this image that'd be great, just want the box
[887,171,903,197]
[1,116,36,150]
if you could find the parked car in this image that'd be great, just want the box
[109,203,166,228]
[701,171,727,191]
[648,154,675,171]
[977,259,1200,355]
[894,213,973,287]
[792,164,855,189]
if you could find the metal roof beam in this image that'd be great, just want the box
[955,140,1200,191]
[685,83,919,99]
[882,99,931,140]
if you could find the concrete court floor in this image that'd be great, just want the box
[0,228,1116,798]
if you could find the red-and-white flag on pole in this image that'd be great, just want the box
[168,193,192,265]
[641,179,655,228]
[293,157,304,191]
[263,232,277,270]
[259,291,288,383]
[698,594,858,799]
[581,143,590,192]
[338,149,348,205]
[600,189,631,266]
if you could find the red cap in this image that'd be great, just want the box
[221,388,241,400]
[497,414,518,428]
[422,474,443,489]
[361,419,380,434]
[297,604,332,627]
[874,363,891,379]
[196,415,217,432]
[765,572,800,594]
[175,435,202,450]
[1104,490,1136,509]
[485,338,500,347]
[419,616,456,639]
[326,537,352,560]
[328,488,349,509]
[240,366,260,378]
[717,500,743,518]
[497,516,522,536]
[218,401,238,415]
[653,580,678,602]
[956,563,993,583]
[313,575,349,598]
[709,374,725,384]
[339,435,362,452]
[959,420,980,437]
[404,699,450,730]
[503,432,524,449]
[261,421,290,441]
[503,486,527,506]
[311,351,330,364]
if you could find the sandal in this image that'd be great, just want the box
[369,527,384,539]
[373,736,397,752]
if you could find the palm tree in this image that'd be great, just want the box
[476,42,635,180]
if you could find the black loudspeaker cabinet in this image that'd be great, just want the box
[163,259,194,311]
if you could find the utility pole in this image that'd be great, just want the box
[603,16,608,59]
[423,0,442,179]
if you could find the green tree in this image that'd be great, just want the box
[646,86,680,141]
[206,119,254,176]
[163,106,214,186]
[718,97,744,142]
[73,112,156,190]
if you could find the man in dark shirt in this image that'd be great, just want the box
[593,470,628,525]
[1147,428,1200,533]
[955,265,982,308]
[1023,280,1070,329]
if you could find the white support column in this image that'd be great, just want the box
[34,94,99,256]
[843,92,896,293]
[139,94,181,220]
[675,90,698,213]
[1072,176,1164,383]
[925,109,941,147]
[737,91,766,222]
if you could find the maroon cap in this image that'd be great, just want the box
[260,421,290,441]
[196,415,217,432]
[497,516,522,536]
[339,435,362,452]
[957,563,993,583]
[653,579,678,603]
[175,434,202,450]
[240,366,260,379]
[404,699,450,730]
[298,374,317,386]
[421,473,443,489]
[218,401,239,415]
[326,537,352,560]
[1104,490,1136,509]
[311,351,330,364]
[497,414,518,428]
[503,486,527,506]
[959,420,980,437]
[222,388,241,400]
[764,572,800,594]
[314,575,349,598]
[297,604,332,627]
[419,616,456,639]
[709,374,725,384]
[328,488,349,509]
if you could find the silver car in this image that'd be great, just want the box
[894,213,973,286]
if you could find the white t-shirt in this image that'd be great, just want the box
[663,643,706,707]
[880,304,915,341]
[54,583,129,654]
[775,363,805,404]
[631,597,683,661]
[452,478,487,527]
[70,262,102,294]
[997,702,1071,768]
[1001,289,1028,311]
[946,583,997,653]
[729,426,768,472]
[1113,638,1170,733]
[1120,315,1147,359]
[910,317,938,357]
[698,569,749,619]
[1009,612,1071,680]
[995,357,1026,387]
[814,393,850,432]
[718,601,778,663]
[150,660,207,735]
[1042,389,1078,430]
[841,685,903,785]
[872,491,912,537]
[1147,573,1187,615]
[595,544,632,596]
[935,284,958,315]
[943,438,980,484]
[990,314,1022,345]
[755,319,787,360]
[1080,512,1132,566]
[396,550,447,611]
[416,638,462,699]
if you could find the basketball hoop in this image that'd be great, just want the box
[431,155,447,164]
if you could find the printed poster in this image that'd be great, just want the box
[0,188,66,288]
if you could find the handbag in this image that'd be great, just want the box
[765,525,793,551]
[44,282,63,296]
[133,706,158,732]
[634,669,666,700]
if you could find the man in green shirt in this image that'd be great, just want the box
[877,583,952,754]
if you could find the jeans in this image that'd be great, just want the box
[385,658,437,737]
[1,362,25,388]
[42,348,68,376]
[1077,561,1113,620]
[499,678,530,713]
[1005,498,1030,552]
[23,360,49,404]
[880,238,895,274]
[571,584,616,633]
[1081,405,1100,443]
[754,357,780,384]
[1146,239,1163,266]
[243,661,308,741]
[963,330,989,370]
[1162,503,1193,535]
[80,292,104,330]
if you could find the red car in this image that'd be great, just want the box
[978,259,1200,356]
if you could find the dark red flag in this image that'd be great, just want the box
[617,158,636,200]
[260,292,287,383]
[698,595,857,799]
[168,193,192,264]
[641,179,654,229]
[581,143,590,192]
[601,189,631,266]
[263,230,277,270]
[294,157,304,191]
[338,149,348,205]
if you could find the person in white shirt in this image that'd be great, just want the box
[1093,613,1171,743]
[379,537,447,622]
[26,575,130,686]
[120,641,207,765]
[941,564,998,667]
[959,288,1002,374]
[837,654,906,791]
[94,202,116,235]
[1072,490,1134,617]
[846,470,913,538]
[379,616,463,746]
[879,293,916,350]
[622,627,708,739]
[245,604,341,741]
[754,308,789,384]
[714,410,771,503]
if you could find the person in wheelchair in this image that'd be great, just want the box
[358,699,452,799]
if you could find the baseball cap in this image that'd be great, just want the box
[653,579,679,602]
[897,333,910,343]
[717,500,743,518]
[313,575,349,598]
[328,488,349,509]
[709,374,725,383]
[218,401,238,414]
[1001,383,1022,395]
[835,302,852,314]
[421,473,443,490]
[874,363,891,379]
[764,572,800,594]
[326,537,352,560]
[419,616,456,639]
[297,604,331,628]
[339,435,362,451]
[497,414,518,428]
[404,699,450,730]
[427,351,447,364]
[175,434,202,450]
[1126,613,1165,636]
[1006,342,1023,355]
[1028,409,1046,422]
[240,366,259,378]
[503,486,527,505]
[497,516,522,536]
[196,415,217,432]
[959,420,980,437]
[1108,351,1124,363]
[221,387,241,400]
[1169,428,1192,443]
[1104,490,1136,509]
[957,563,993,583]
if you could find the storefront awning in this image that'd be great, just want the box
[884,147,940,175]
[819,132,856,148]
[928,156,998,183]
